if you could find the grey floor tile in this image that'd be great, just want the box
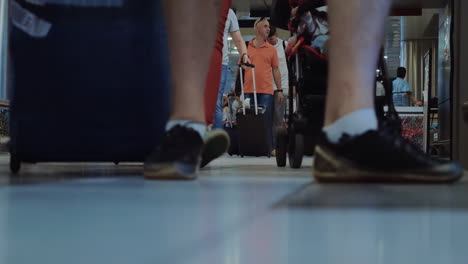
[0,154,467,264]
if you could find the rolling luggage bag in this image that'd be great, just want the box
[8,0,171,173]
[236,63,272,158]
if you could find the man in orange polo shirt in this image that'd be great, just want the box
[243,18,284,151]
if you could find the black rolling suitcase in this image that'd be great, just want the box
[8,0,171,173]
[236,63,272,157]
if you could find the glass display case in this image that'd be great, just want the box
[395,106,425,149]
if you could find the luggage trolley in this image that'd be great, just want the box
[272,0,401,168]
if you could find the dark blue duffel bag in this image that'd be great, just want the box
[8,0,171,173]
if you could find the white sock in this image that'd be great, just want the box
[166,120,206,139]
[323,108,378,143]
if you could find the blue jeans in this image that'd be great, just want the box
[244,93,274,150]
[213,65,229,130]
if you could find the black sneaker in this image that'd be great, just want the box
[144,125,203,180]
[313,130,464,183]
[200,129,230,168]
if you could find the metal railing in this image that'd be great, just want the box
[0,0,8,100]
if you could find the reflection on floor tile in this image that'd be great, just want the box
[277,179,468,209]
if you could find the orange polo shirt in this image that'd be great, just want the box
[243,39,279,95]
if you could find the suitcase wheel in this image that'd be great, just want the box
[10,153,21,174]
[288,133,304,169]
[276,127,288,167]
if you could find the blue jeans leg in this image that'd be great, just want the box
[244,93,274,151]
[213,65,229,130]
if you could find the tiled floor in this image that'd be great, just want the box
[0,153,467,264]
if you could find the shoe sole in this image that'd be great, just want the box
[313,145,464,183]
[144,162,198,180]
[200,130,230,168]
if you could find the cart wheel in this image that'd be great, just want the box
[276,128,287,167]
[10,153,21,174]
[288,133,304,169]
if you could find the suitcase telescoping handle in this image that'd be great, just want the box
[238,63,258,115]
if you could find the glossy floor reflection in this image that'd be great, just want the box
[0,153,467,264]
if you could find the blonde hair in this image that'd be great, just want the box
[253,17,267,30]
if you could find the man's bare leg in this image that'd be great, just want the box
[164,0,221,123]
[144,0,222,180]
[325,0,390,126]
